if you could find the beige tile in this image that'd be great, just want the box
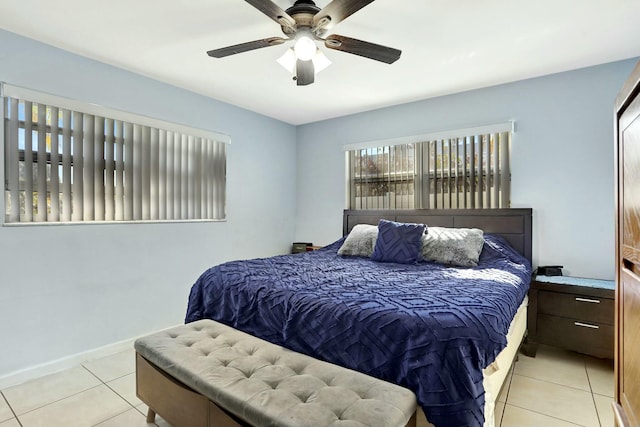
[585,356,614,398]
[3,366,101,415]
[514,345,590,391]
[18,385,130,427]
[501,404,583,427]
[83,349,135,383]
[0,418,21,427]
[593,393,615,427]
[0,395,14,423]
[107,374,142,407]
[93,408,154,427]
[154,415,171,427]
[134,405,147,417]
[507,374,599,427]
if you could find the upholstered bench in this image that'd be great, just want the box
[135,319,417,427]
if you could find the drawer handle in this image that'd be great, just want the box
[575,297,600,304]
[574,321,599,329]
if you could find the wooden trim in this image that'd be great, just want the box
[208,401,248,427]
[613,401,631,427]
[136,354,211,427]
[405,411,417,427]
[614,59,640,424]
[615,61,640,114]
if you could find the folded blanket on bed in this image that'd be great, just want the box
[185,234,531,427]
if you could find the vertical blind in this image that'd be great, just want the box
[3,84,228,224]
[347,144,416,210]
[346,124,511,210]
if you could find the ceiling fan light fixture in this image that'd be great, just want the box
[293,35,316,61]
[312,50,331,73]
[207,0,401,84]
[277,48,297,73]
[277,48,331,75]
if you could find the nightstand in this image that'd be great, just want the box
[523,276,615,359]
[291,243,322,254]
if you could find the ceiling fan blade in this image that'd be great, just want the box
[313,0,375,31]
[296,59,315,86]
[244,0,296,31]
[324,34,401,64]
[207,37,287,58]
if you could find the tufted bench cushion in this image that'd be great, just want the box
[135,319,417,427]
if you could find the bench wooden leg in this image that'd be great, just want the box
[146,408,156,423]
[405,411,417,427]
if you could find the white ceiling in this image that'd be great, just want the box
[1,0,640,125]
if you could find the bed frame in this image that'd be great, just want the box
[343,208,533,263]
[343,208,532,427]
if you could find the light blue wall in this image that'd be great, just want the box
[0,26,635,379]
[295,58,638,281]
[0,30,297,376]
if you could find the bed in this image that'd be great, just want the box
[185,208,533,427]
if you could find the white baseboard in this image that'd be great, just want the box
[0,323,183,390]
[0,337,136,390]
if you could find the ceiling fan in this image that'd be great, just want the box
[206,0,402,86]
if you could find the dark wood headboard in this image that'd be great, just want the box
[343,208,533,263]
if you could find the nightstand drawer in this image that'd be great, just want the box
[537,314,614,359]
[538,290,614,325]
[524,277,615,359]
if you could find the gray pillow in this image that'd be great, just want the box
[338,224,379,257]
[421,227,484,267]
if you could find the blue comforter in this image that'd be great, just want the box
[185,235,531,427]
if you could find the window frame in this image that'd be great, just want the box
[345,122,513,210]
[2,83,230,226]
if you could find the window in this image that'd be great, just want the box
[346,123,512,210]
[2,84,228,224]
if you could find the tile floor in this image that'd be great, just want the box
[0,344,614,427]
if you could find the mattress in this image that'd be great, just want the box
[185,234,532,427]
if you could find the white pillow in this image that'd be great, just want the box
[338,224,379,257]
[421,227,484,267]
